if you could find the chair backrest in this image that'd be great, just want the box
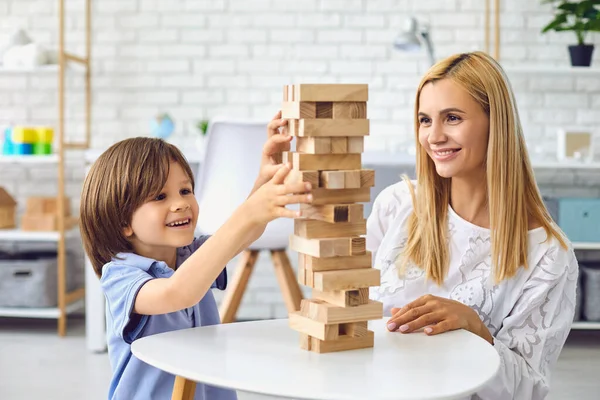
[195,118,292,250]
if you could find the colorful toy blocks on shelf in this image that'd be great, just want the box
[2,126,54,155]
[283,83,383,354]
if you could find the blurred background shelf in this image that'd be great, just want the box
[0,154,59,164]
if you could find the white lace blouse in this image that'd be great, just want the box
[366,181,579,400]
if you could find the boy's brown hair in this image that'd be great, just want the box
[80,137,195,277]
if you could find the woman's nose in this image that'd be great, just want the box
[428,121,447,144]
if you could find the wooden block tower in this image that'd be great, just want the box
[281,84,383,353]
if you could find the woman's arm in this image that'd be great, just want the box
[476,247,578,399]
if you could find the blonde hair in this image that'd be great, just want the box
[80,137,195,277]
[401,51,567,285]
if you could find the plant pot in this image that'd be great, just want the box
[568,44,594,67]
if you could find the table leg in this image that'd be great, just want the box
[171,376,196,400]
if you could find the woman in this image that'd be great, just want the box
[367,51,578,399]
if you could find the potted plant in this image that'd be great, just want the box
[541,0,600,67]
[195,119,209,155]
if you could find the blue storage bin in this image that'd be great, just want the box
[12,143,33,155]
[558,198,600,243]
[2,127,13,155]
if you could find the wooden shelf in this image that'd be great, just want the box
[573,242,600,251]
[504,65,600,75]
[572,321,600,330]
[0,220,80,242]
[0,298,84,319]
[0,64,85,74]
[0,155,59,164]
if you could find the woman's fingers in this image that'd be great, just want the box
[423,319,458,335]
[387,304,433,331]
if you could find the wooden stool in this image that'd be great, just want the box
[219,249,303,323]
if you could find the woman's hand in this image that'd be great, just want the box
[386,294,494,344]
[257,110,292,184]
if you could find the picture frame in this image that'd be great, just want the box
[557,127,594,162]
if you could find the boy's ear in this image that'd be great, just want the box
[123,225,133,238]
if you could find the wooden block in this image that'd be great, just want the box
[289,235,353,258]
[300,333,312,350]
[311,187,370,205]
[360,169,375,188]
[320,170,371,189]
[284,169,319,188]
[320,171,345,189]
[289,312,339,341]
[330,137,348,154]
[348,204,364,221]
[300,298,383,324]
[294,84,368,102]
[312,288,370,307]
[297,119,369,137]
[347,137,364,153]
[344,170,361,189]
[294,219,366,239]
[20,214,57,231]
[300,252,371,272]
[299,204,363,223]
[340,321,370,337]
[288,84,295,101]
[316,102,333,118]
[290,152,362,171]
[296,137,331,154]
[283,85,289,101]
[288,119,297,136]
[308,331,374,353]
[281,101,317,119]
[351,237,366,255]
[332,102,367,119]
[313,268,380,291]
[298,263,306,285]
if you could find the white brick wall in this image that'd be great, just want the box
[1,0,600,319]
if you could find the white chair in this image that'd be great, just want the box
[195,118,303,323]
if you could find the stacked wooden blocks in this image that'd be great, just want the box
[282,84,383,353]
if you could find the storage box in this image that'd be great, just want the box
[0,251,82,308]
[20,214,58,231]
[542,196,559,224]
[558,198,600,243]
[0,187,17,229]
[582,265,600,321]
[25,197,70,216]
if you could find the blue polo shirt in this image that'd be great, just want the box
[100,236,237,400]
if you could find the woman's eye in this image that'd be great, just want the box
[181,188,193,195]
[154,193,166,201]
[419,117,431,124]
[447,114,461,122]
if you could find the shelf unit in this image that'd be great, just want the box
[0,0,91,336]
[572,242,600,330]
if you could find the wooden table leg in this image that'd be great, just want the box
[172,376,196,400]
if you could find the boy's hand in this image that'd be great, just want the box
[245,163,312,225]
[258,110,292,184]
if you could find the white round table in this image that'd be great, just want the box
[131,319,500,400]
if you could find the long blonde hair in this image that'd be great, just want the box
[401,51,567,285]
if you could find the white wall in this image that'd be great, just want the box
[1,0,600,319]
